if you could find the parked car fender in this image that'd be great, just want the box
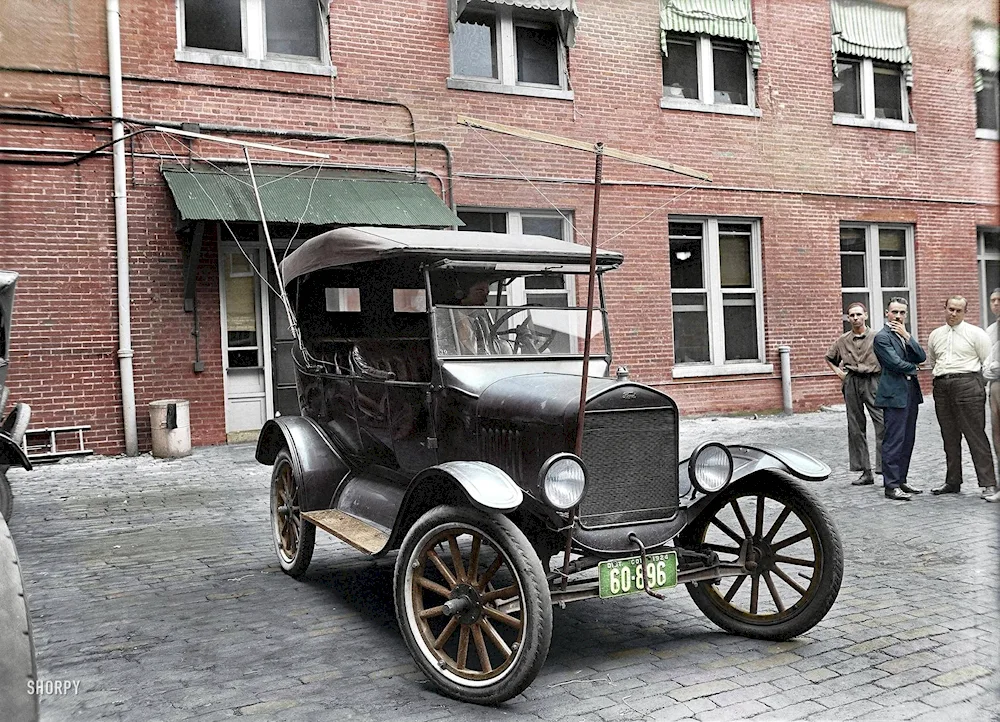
[680,444,830,497]
[0,433,30,472]
[255,416,349,512]
[408,461,523,514]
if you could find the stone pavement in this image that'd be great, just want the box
[4,401,999,722]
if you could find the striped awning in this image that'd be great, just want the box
[659,0,761,70]
[162,168,461,228]
[973,23,999,92]
[830,0,913,86]
[450,0,580,47]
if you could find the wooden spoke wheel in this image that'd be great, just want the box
[270,449,314,578]
[679,475,843,640]
[394,505,551,705]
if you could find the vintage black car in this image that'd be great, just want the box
[0,271,32,522]
[255,227,843,704]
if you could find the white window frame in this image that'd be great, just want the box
[456,208,575,305]
[175,0,335,77]
[839,222,917,335]
[978,227,1000,326]
[833,57,914,131]
[448,6,572,100]
[670,218,771,378]
[660,35,760,118]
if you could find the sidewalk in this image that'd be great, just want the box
[4,402,999,721]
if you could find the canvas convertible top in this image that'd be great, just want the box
[280,226,624,285]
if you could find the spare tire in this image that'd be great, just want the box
[0,516,37,721]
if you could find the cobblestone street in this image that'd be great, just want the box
[6,402,999,721]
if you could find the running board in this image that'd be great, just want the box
[302,509,389,555]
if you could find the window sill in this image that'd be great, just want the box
[672,362,774,379]
[175,49,336,77]
[832,114,915,132]
[660,97,761,117]
[976,128,999,140]
[447,77,573,101]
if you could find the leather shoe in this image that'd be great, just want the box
[852,473,875,486]
[885,487,911,501]
[931,485,961,495]
[899,484,923,494]
[981,485,997,498]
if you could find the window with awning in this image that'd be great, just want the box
[659,0,761,113]
[449,0,578,97]
[830,0,912,85]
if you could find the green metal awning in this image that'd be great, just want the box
[450,0,579,47]
[660,0,761,69]
[830,0,912,86]
[162,168,461,227]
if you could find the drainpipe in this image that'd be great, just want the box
[107,0,138,456]
[778,345,793,415]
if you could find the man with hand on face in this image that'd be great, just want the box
[926,295,997,498]
[873,297,926,501]
[825,302,884,486]
[983,289,1000,503]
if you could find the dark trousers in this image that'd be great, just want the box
[843,373,883,474]
[933,374,997,488]
[881,382,920,490]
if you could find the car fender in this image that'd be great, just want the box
[727,444,831,482]
[0,433,30,472]
[255,416,350,512]
[409,461,523,513]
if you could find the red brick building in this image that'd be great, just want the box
[1,0,997,455]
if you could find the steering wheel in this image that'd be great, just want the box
[488,307,557,354]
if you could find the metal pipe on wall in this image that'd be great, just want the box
[106,0,138,456]
[778,345,793,415]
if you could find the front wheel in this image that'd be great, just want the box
[394,505,552,705]
[270,449,315,578]
[679,474,843,640]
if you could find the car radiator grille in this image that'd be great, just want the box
[579,407,678,527]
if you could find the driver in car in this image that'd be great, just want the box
[451,278,494,355]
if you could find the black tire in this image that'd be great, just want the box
[0,471,11,523]
[394,505,552,705]
[270,449,315,578]
[679,474,843,641]
[1,404,30,446]
[0,516,38,722]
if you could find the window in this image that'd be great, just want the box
[839,224,915,333]
[832,57,910,125]
[830,0,913,130]
[224,252,262,368]
[978,228,1000,326]
[176,0,333,76]
[978,71,999,134]
[974,25,999,138]
[449,1,575,99]
[661,34,758,115]
[669,218,768,377]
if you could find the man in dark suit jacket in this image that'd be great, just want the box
[873,297,926,501]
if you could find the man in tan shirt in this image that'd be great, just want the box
[825,302,884,486]
[927,295,997,497]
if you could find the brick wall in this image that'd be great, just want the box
[0,0,997,453]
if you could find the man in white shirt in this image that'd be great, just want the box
[927,295,997,497]
[982,289,1000,503]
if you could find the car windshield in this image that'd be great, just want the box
[434,305,608,357]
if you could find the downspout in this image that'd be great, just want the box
[106,0,138,456]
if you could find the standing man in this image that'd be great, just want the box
[983,289,1000,503]
[873,297,925,501]
[926,295,997,497]
[825,302,884,486]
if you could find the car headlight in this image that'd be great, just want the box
[539,454,587,511]
[688,442,733,494]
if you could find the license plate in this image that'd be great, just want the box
[598,552,677,599]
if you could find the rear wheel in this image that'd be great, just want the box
[394,505,552,705]
[679,475,843,640]
[270,449,315,578]
[0,516,38,722]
